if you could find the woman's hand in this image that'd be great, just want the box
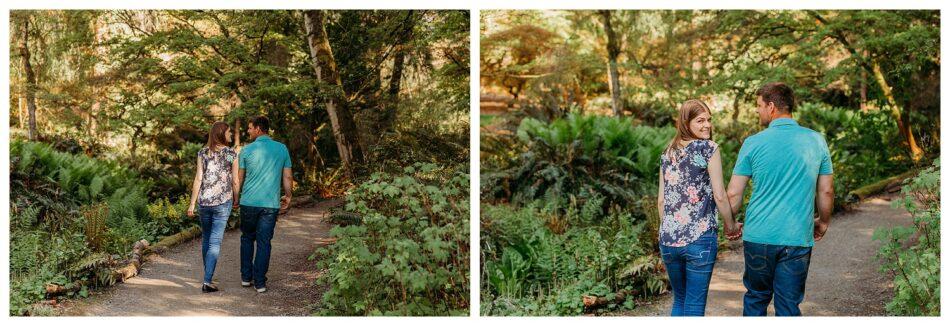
[726,222,743,241]
[187,207,196,218]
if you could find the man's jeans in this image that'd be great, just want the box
[660,232,718,316]
[742,241,812,316]
[240,205,279,289]
[198,200,231,284]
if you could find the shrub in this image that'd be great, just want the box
[314,163,469,316]
[482,113,674,213]
[481,202,666,316]
[8,141,197,315]
[873,159,940,316]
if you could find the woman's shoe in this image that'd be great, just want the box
[202,283,219,293]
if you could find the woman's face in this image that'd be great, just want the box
[689,111,712,140]
[224,127,232,143]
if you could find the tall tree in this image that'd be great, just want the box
[16,12,39,140]
[809,10,926,162]
[380,10,417,134]
[598,10,623,117]
[303,10,365,175]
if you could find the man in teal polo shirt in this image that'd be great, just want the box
[726,82,834,316]
[235,116,292,293]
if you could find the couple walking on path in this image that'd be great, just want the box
[658,82,835,316]
[185,116,293,294]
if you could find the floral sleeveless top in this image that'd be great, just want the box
[197,146,237,207]
[659,140,719,247]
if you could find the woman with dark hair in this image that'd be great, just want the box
[657,99,742,315]
[187,121,239,293]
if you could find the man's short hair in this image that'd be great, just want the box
[756,82,796,113]
[250,115,270,133]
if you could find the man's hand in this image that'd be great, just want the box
[814,218,829,241]
[279,195,291,214]
[726,222,743,241]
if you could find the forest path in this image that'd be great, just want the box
[631,194,911,316]
[62,200,339,316]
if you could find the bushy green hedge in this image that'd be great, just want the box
[873,159,940,316]
[314,163,469,316]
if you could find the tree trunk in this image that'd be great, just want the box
[860,66,868,112]
[380,11,416,134]
[871,63,924,162]
[18,96,26,129]
[303,10,365,175]
[17,14,38,141]
[234,117,242,148]
[599,10,623,117]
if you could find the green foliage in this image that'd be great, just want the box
[314,163,469,316]
[481,203,666,316]
[482,112,674,212]
[795,103,913,210]
[9,141,198,315]
[873,159,940,316]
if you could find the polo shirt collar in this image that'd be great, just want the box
[769,118,798,128]
[255,135,272,142]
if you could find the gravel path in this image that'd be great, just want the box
[634,195,912,316]
[61,200,338,316]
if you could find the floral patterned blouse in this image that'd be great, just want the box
[659,140,719,247]
[197,146,237,207]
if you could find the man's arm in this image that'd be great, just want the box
[232,155,242,207]
[279,168,292,213]
[814,174,834,241]
[727,175,750,216]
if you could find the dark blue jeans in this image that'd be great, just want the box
[240,205,279,289]
[660,232,718,316]
[198,200,231,284]
[742,241,812,316]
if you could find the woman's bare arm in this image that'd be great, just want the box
[231,153,241,205]
[187,156,204,217]
[657,167,665,219]
[708,149,738,234]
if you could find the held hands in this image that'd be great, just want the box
[725,222,743,241]
[814,218,829,241]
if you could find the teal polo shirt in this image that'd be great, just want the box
[733,118,833,247]
[239,135,291,209]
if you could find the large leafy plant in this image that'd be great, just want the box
[314,163,469,316]
[873,159,940,316]
[482,113,674,213]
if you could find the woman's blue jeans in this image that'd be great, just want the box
[660,232,718,316]
[198,200,231,284]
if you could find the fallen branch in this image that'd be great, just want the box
[46,240,150,297]
[847,169,920,203]
[290,195,314,208]
[582,289,639,310]
[149,225,202,254]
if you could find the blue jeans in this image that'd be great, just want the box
[240,205,278,289]
[742,241,812,316]
[198,200,231,284]
[660,232,718,316]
